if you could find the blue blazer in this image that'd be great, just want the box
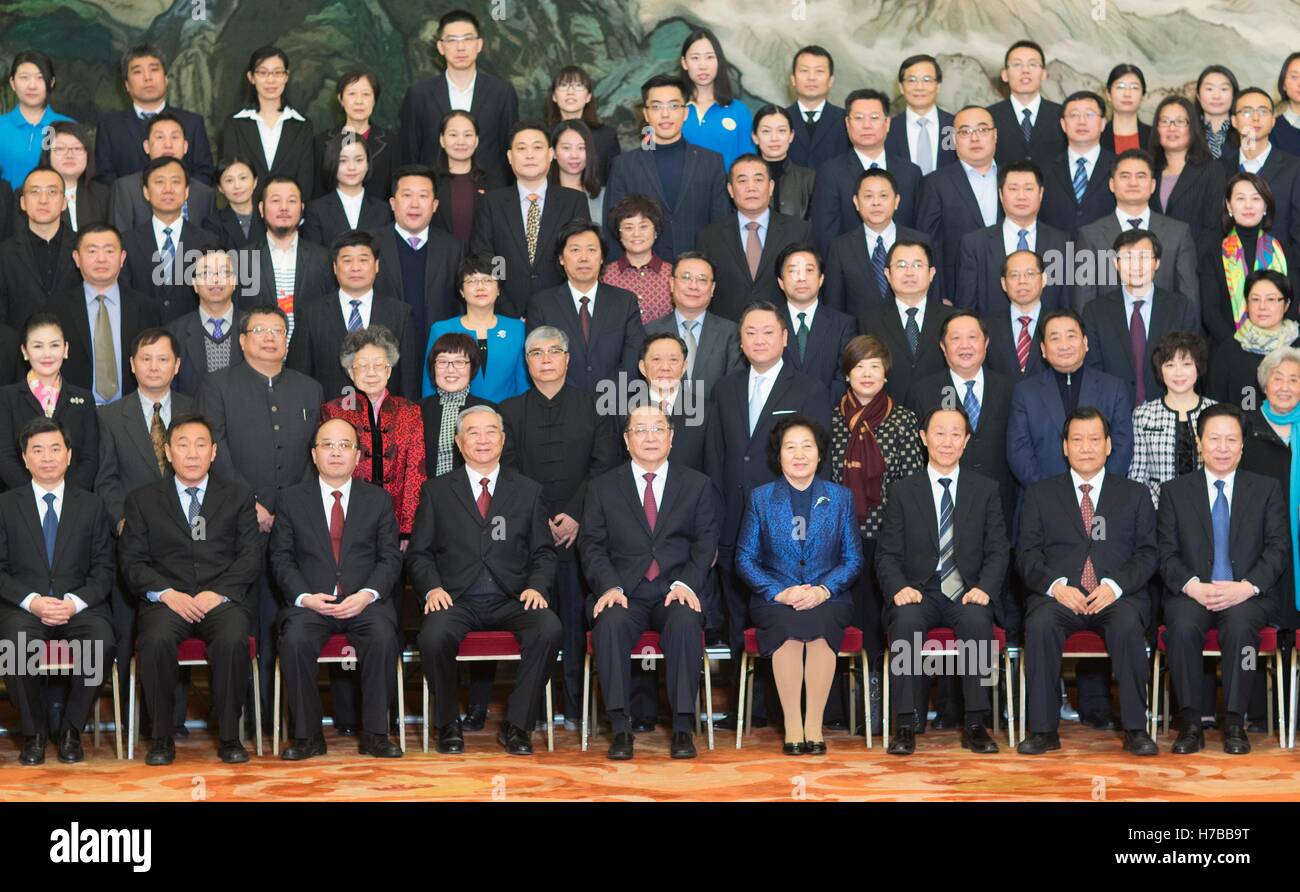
[93,106,215,185]
[603,143,730,261]
[421,315,528,403]
[736,477,863,605]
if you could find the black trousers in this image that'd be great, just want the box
[589,587,703,734]
[329,575,404,728]
[277,602,400,738]
[719,546,766,719]
[136,599,250,740]
[417,594,561,730]
[0,608,116,737]
[1164,594,1270,722]
[1023,597,1148,734]
[884,588,995,723]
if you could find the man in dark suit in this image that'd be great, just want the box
[751,106,815,220]
[885,55,958,173]
[603,75,729,262]
[785,46,850,171]
[0,167,81,328]
[1040,92,1117,236]
[956,160,1070,319]
[1221,86,1300,249]
[810,88,923,256]
[286,231,420,401]
[776,243,855,398]
[398,9,519,184]
[408,404,562,755]
[989,40,1066,166]
[582,404,718,759]
[52,224,161,404]
[877,406,1008,754]
[917,105,1002,303]
[110,113,218,235]
[857,239,955,402]
[120,413,263,764]
[94,45,214,185]
[253,177,333,337]
[696,154,813,317]
[119,157,220,323]
[631,332,711,473]
[1158,403,1290,755]
[471,121,590,316]
[525,221,645,393]
[0,418,116,764]
[1082,229,1200,407]
[167,249,244,396]
[1015,407,1159,755]
[643,252,744,387]
[270,417,403,760]
[985,249,1051,381]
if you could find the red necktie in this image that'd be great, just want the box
[579,296,592,344]
[1016,316,1032,373]
[329,491,344,563]
[1079,483,1099,592]
[643,472,660,581]
[477,477,491,519]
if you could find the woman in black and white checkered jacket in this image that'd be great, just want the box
[1129,331,1216,508]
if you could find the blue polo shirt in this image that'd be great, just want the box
[682,99,753,170]
[0,105,74,190]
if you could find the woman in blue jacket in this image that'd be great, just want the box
[679,28,752,169]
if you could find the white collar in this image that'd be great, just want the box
[232,106,307,123]
[319,476,353,503]
[1010,94,1043,119]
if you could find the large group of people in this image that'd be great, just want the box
[0,9,1298,767]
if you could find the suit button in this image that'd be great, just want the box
[798,560,805,567]
[273,424,280,431]
[743,456,750,462]
[271,406,278,413]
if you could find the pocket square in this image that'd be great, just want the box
[771,409,795,416]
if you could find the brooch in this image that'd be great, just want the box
[496,329,507,339]
[721,117,736,131]
[815,496,830,507]
[69,397,85,405]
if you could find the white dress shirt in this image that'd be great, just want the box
[926,464,960,571]
[895,297,926,332]
[1067,143,1103,188]
[339,289,374,328]
[950,367,984,407]
[738,208,770,249]
[232,107,307,168]
[854,147,888,170]
[796,99,826,124]
[395,223,430,250]
[1121,285,1154,337]
[1010,300,1042,342]
[1010,94,1043,128]
[20,480,87,614]
[294,478,379,605]
[629,459,694,596]
[337,188,365,230]
[145,475,227,603]
[1048,469,1122,599]
[907,107,941,171]
[1115,206,1151,230]
[1002,217,1038,254]
[864,220,897,253]
[1240,142,1273,175]
[151,214,182,255]
[568,281,598,318]
[518,181,548,227]
[64,184,78,231]
[448,74,477,112]
[139,389,172,433]
[961,159,1000,226]
[466,463,501,498]
[789,299,819,332]
[749,359,784,416]
[1181,469,1256,591]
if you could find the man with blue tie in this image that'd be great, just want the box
[988,40,1065,166]
[785,46,849,172]
[1040,92,1117,236]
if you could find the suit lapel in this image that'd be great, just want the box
[454,470,486,526]
[918,475,940,553]
[534,193,567,269]
[123,398,163,474]
[1103,297,1135,377]
[619,467,653,537]
[312,484,340,566]
[677,147,700,214]
[1059,475,1088,541]
[18,491,47,570]
[752,366,796,445]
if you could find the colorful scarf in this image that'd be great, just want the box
[1236,318,1300,354]
[27,373,59,417]
[1222,228,1288,331]
[1262,399,1300,608]
[839,389,891,525]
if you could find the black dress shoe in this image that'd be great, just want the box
[961,724,999,753]
[631,719,656,733]
[462,704,488,732]
[360,732,402,758]
[218,740,250,763]
[1223,723,1251,755]
[1016,732,1061,755]
[281,733,327,761]
[57,728,83,764]
[805,739,827,755]
[887,727,916,755]
[172,724,189,738]
[782,740,807,755]
[333,723,358,738]
[931,715,959,731]
[715,714,739,731]
[1123,729,1158,756]
[1247,718,1268,734]
[1080,712,1118,731]
[1171,723,1204,754]
[497,722,533,755]
[19,733,47,765]
[145,737,175,765]
[608,731,634,760]
[670,731,697,759]
[436,721,464,754]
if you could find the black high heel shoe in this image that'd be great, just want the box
[805,740,827,755]
[782,740,807,755]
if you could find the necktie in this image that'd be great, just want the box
[744,220,762,279]
[804,109,818,135]
[579,295,592,344]
[915,117,934,176]
[748,374,766,436]
[643,472,660,581]
[1016,228,1029,252]
[682,319,699,378]
[185,485,201,528]
[937,478,964,600]
[1079,483,1099,591]
[1127,218,1143,230]
[1016,315,1032,373]
[150,402,167,474]
[347,299,363,332]
[1020,108,1033,142]
[1130,299,1147,404]
[93,294,118,402]
[905,306,920,356]
[329,491,344,563]
[525,193,540,264]
[871,235,888,298]
[41,492,57,568]
[407,236,421,250]
[210,318,226,341]
[1072,158,1088,203]
[796,311,809,360]
[181,199,190,222]
[1211,480,1232,581]
[139,111,157,122]
[161,227,175,285]
[476,477,491,519]
[963,380,980,432]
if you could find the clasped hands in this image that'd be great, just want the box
[892,587,990,607]
[301,591,375,619]
[778,584,832,610]
[1050,581,1117,615]
[1185,579,1254,612]
[160,590,227,622]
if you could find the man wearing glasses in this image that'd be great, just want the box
[1221,86,1300,250]
[1040,91,1118,236]
[989,40,1066,167]
[0,167,83,328]
[644,252,743,393]
[168,249,245,396]
[885,54,957,173]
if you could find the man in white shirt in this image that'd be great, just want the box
[784,45,849,170]
[1041,91,1116,235]
[890,54,955,174]
[990,40,1066,166]
[1226,86,1300,246]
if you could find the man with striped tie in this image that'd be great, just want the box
[876,406,1010,755]
[1039,91,1117,237]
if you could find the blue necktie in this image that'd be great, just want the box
[210,318,225,341]
[186,485,202,528]
[963,380,980,432]
[347,299,363,332]
[1211,480,1232,581]
[1072,158,1088,203]
[41,492,57,569]
[871,235,888,299]
[161,226,176,285]
[1016,228,1029,252]
[905,307,920,356]
[1020,108,1033,142]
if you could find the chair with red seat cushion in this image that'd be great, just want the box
[32,641,123,759]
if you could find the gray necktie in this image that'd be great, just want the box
[915,117,934,175]
[185,485,201,527]
[682,319,699,379]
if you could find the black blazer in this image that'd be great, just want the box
[589,124,621,184]
[48,285,162,397]
[1040,149,1117,235]
[94,388,196,524]
[823,224,933,316]
[954,221,1072,319]
[1154,159,1227,257]
[1082,286,1201,406]
[1157,468,1290,621]
[119,473,263,605]
[884,109,958,170]
[0,227,82,328]
[66,180,112,231]
[420,391,494,478]
[285,290,421,401]
[215,206,265,252]
[695,212,813,319]
[165,310,245,397]
[0,321,22,388]
[432,167,505,239]
[222,113,317,203]
[369,224,464,343]
[301,191,392,249]
[810,150,922,256]
[780,302,856,398]
[251,235,334,316]
[1101,119,1152,156]
[268,477,402,609]
[524,283,645,393]
[120,221,220,323]
[774,163,815,220]
[1198,235,1297,346]
[110,174,219,237]
[0,484,115,614]
[312,124,400,202]
[405,466,557,601]
[985,308,1048,381]
[0,181,13,244]
[613,384,711,474]
[989,98,1066,166]
[786,102,851,172]
[857,297,956,403]
[916,161,1001,300]
[0,381,99,492]
[876,468,1010,624]
[399,72,519,185]
[602,144,730,261]
[1219,144,1300,249]
[93,106,215,185]
[471,184,590,317]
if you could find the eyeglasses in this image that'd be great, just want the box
[1236,106,1274,120]
[253,69,289,80]
[675,272,712,285]
[1007,61,1044,71]
[462,274,497,287]
[439,33,479,44]
[1157,117,1190,129]
[891,260,930,271]
[902,75,936,86]
[557,82,588,93]
[315,440,357,452]
[433,358,469,371]
[23,186,61,198]
[1004,270,1042,282]
[849,112,885,123]
[647,102,684,113]
[956,126,994,138]
[628,425,669,437]
[197,271,232,283]
[1111,81,1143,92]
[50,145,86,155]
[1064,110,1101,122]
[526,346,568,358]
[352,361,391,373]
[1248,294,1287,305]
[244,326,286,338]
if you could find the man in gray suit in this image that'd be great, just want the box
[166,249,245,396]
[198,305,323,712]
[110,112,218,236]
[1072,149,1200,314]
[644,252,745,394]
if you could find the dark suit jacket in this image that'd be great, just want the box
[370,224,464,342]
[251,235,334,315]
[405,466,557,601]
[614,383,712,474]
[0,322,22,388]
[781,302,856,398]
[1040,149,1117,235]
[215,206,265,252]
[222,114,317,202]
[94,388,196,523]
[0,181,13,244]
[917,161,1002,300]
[432,167,505,237]
[695,211,812,319]
[1082,287,1200,405]
[954,221,1072,319]
[111,173,218,236]
[1072,211,1201,313]
[285,290,421,401]
[876,468,1010,624]
[823,224,933,316]
[989,98,1066,166]
[470,184,590,317]
[0,485,115,613]
[643,310,744,389]
[119,221,220,323]
[1101,120,1152,156]
[1219,144,1300,249]
[0,381,99,492]
[857,298,956,403]
[810,150,922,255]
[0,227,82,328]
[885,109,958,170]
[268,477,402,609]
[1153,159,1226,257]
[420,392,494,478]
[166,309,245,396]
[312,124,400,202]
[786,102,851,172]
[399,72,519,185]
[49,285,161,398]
[603,144,730,261]
[774,163,815,220]
[524,283,645,393]
[119,473,263,605]
[985,308,1048,381]
[301,191,393,249]
[66,180,112,231]
[94,106,215,185]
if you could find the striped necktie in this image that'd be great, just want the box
[937,478,964,600]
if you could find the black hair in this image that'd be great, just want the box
[766,414,829,477]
